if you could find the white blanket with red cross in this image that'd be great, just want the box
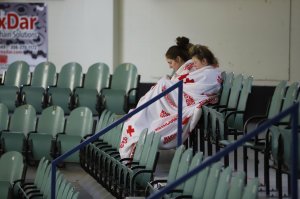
[119,60,222,158]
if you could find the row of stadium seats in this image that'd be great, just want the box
[196,72,300,199]
[18,156,78,199]
[0,104,95,165]
[0,60,140,115]
[146,146,259,199]
[0,152,78,199]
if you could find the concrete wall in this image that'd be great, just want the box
[120,0,299,84]
[8,0,299,84]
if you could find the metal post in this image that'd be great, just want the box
[177,80,183,146]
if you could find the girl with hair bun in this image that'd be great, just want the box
[165,37,194,76]
[119,37,222,159]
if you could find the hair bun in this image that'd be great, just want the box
[176,36,190,49]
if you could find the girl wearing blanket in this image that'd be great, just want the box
[119,37,222,158]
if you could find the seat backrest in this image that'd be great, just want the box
[192,164,210,199]
[173,148,193,190]
[0,103,9,131]
[37,106,65,136]
[241,178,259,199]
[0,151,24,184]
[132,128,148,162]
[280,127,300,171]
[231,75,253,130]
[56,177,67,199]
[219,72,234,107]
[269,125,282,165]
[71,191,79,199]
[214,166,232,199]
[84,62,110,92]
[226,74,243,110]
[95,110,112,133]
[181,152,203,196]
[33,157,47,185]
[267,80,287,118]
[57,62,82,90]
[227,171,245,199]
[145,133,161,170]
[139,132,155,166]
[100,113,116,143]
[111,63,138,92]
[135,133,161,188]
[62,183,74,199]
[110,121,123,150]
[9,104,36,136]
[166,145,185,183]
[280,82,299,124]
[3,61,30,86]
[202,161,222,199]
[65,107,93,137]
[31,61,56,88]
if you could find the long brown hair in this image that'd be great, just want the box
[189,44,219,66]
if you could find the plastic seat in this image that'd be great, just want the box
[47,62,83,114]
[201,72,234,151]
[74,62,110,115]
[217,75,253,169]
[205,74,243,155]
[86,110,114,178]
[55,107,93,163]
[206,75,252,169]
[165,151,204,199]
[21,61,56,113]
[214,166,232,199]
[227,171,246,199]
[90,113,120,183]
[248,81,298,188]
[202,162,223,199]
[80,109,112,172]
[18,158,49,194]
[175,162,220,199]
[146,145,186,195]
[0,104,36,155]
[243,80,287,179]
[0,103,9,132]
[128,133,161,196]
[0,61,30,112]
[266,125,300,198]
[116,131,155,197]
[0,151,25,199]
[241,178,259,199]
[27,106,65,163]
[101,63,139,114]
[107,128,148,191]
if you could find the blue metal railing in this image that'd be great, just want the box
[148,102,299,199]
[51,80,184,198]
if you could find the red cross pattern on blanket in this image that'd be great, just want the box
[182,116,190,125]
[126,125,135,137]
[177,73,194,83]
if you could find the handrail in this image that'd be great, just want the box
[148,102,299,199]
[51,80,184,199]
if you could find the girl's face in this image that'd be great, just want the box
[166,56,183,71]
[192,56,207,69]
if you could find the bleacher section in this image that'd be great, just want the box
[0,60,140,116]
[0,60,299,199]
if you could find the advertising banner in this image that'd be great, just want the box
[0,3,48,72]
